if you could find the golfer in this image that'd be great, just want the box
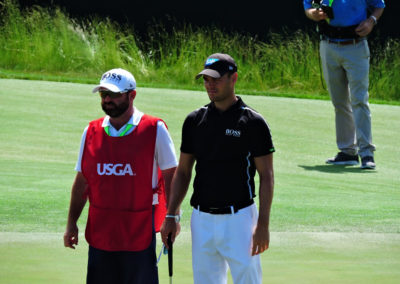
[64,68,178,284]
[161,53,275,284]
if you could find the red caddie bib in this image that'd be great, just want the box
[82,114,166,251]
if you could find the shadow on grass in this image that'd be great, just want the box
[298,164,377,174]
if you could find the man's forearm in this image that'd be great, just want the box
[166,170,191,215]
[162,167,177,209]
[371,7,384,21]
[254,154,274,228]
[257,175,274,228]
[66,172,88,226]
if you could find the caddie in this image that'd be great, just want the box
[64,68,178,284]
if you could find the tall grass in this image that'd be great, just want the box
[370,38,400,102]
[0,0,399,102]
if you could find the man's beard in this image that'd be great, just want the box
[101,99,130,118]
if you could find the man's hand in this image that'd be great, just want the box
[64,224,79,249]
[64,172,87,250]
[306,8,328,22]
[251,225,270,256]
[160,218,181,249]
[355,17,375,37]
[356,8,384,37]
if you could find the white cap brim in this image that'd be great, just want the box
[92,83,122,93]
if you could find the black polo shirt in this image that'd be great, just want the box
[181,96,275,208]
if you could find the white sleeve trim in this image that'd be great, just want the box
[75,126,88,172]
[155,121,178,170]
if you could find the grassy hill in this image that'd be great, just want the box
[1,0,399,103]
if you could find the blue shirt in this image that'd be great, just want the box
[303,0,385,27]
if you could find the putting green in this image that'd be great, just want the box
[0,232,399,283]
[0,79,399,283]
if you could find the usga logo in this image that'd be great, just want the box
[97,163,135,176]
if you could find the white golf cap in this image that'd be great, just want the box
[92,68,136,93]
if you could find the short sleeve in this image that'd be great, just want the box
[303,0,313,10]
[248,116,275,158]
[155,121,178,170]
[180,112,196,154]
[75,126,89,172]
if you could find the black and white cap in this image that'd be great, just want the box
[92,68,136,93]
[195,53,238,79]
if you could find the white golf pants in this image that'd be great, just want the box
[191,204,262,284]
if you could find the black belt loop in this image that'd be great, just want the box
[195,199,254,215]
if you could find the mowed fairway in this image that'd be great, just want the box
[0,78,399,283]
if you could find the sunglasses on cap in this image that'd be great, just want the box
[99,90,129,99]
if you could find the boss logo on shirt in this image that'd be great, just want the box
[97,163,136,176]
[225,129,241,137]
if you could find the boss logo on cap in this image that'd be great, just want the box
[102,72,122,82]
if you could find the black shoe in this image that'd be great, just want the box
[326,152,359,165]
[361,156,376,169]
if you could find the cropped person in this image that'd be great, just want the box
[64,68,178,284]
[161,53,275,284]
[304,0,385,169]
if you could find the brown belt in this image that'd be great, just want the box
[326,38,364,45]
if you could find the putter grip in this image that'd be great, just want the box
[167,233,173,277]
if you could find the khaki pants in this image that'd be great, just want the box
[320,39,376,158]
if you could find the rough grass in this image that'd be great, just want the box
[0,0,399,102]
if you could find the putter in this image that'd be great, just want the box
[167,233,173,284]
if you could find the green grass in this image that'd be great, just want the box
[0,78,399,283]
[1,232,399,284]
[1,0,399,103]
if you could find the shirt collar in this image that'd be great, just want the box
[208,96,244,113]
[101,107,144,128]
